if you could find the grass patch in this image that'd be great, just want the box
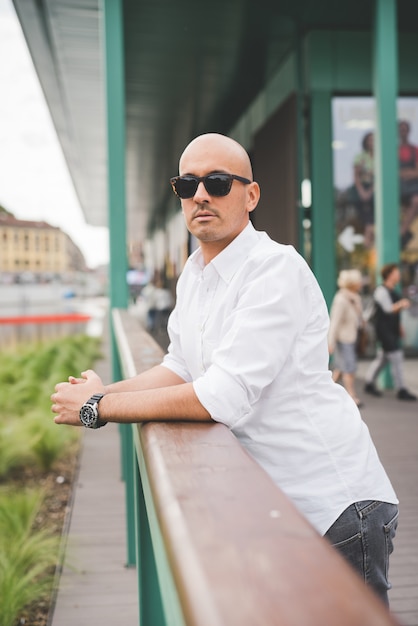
[0,488,59,626]
[0,334,101,478]
[0,333,102,625]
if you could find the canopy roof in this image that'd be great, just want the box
[12,0,418,240]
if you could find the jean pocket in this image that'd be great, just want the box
[384,508,399,535]
[384,508,399,561]
[331,531,361,550]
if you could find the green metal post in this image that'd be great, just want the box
[310,91,336,307]
[133,441,167,626]
[102,2,128,313]
[295,36,307,257]
[102,0,136,567]
[121,420,137,567]
[373,0,399,268]
[373,0,399,389]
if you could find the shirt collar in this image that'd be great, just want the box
[189,222,259,284]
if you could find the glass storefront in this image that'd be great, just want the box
[332,96,418,353]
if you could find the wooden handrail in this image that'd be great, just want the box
[112,308,400,626]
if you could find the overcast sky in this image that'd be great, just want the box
[0,0,109,269]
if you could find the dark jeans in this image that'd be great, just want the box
[324,500,399,606]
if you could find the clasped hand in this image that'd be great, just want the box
[51,369,105,426]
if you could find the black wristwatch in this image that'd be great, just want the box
[79,393,107,429]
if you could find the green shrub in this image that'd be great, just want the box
[25,410,79,473]
[0,333,102,625]
[0,334,102,418]
[0,420,34,480]
[0,488,59,626]
[0,334,101,479]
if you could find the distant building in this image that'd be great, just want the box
[0,214,86,279]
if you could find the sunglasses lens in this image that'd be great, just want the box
[204,174,232,196]
[171,173,235,198]
[174,176,198,199]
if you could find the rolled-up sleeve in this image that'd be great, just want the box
[193,365,250,425]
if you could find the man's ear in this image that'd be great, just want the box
[247,181,260,213]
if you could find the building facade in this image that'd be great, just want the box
[0,214,86,280]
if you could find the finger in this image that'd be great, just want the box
[55,381,71,392]
[51,397,60,411]
[69,376,85,384]
[54,413,82,427]
[81,369,100,381]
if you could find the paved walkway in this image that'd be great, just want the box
[50,348,418,626]
[50,424,139,626]
[356,358,418,626]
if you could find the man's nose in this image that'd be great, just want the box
[193,181,210,202]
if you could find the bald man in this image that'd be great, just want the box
[52,133,398,604]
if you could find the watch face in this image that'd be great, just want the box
[80,404,97,427]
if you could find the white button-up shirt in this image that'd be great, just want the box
[162,223,397,534]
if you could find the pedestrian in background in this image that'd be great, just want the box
[352,132,375,248]
[364,262,416,401]
[328,269,364,407]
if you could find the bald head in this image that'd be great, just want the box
[179,133,253,181]
[176,133,260,262]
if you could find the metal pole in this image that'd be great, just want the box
[373,0,399,268]
[310,90,336,307]
[102,0,136,568]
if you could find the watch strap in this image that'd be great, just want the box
[90,393,105,404]
[85,393,107,429]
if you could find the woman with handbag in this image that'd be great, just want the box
[328,269,365,407]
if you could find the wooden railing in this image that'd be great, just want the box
[112,308,401,626]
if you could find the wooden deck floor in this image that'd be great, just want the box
[49,424,139,626]
[50,352,418,626]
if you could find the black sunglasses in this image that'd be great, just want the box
[170,172,251,199]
